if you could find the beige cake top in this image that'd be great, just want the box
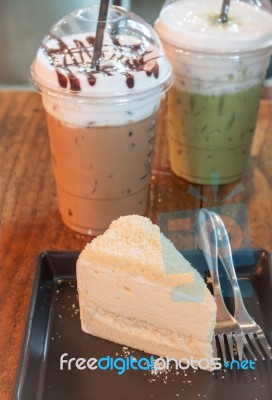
[79,215,208,290]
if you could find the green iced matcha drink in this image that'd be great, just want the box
[156,0,272,184]
[168,84,263,183]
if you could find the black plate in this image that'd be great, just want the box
[14,250,272,400]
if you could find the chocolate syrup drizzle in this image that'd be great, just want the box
[42,34,160,91]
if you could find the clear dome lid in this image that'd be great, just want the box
[155,0,272,53]
[31,5,172,97]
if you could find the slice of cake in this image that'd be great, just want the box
[76,215,216,365]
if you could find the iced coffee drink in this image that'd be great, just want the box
[31,6,172,234]
[155,0,272,184]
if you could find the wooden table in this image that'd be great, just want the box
[0,91,271,399]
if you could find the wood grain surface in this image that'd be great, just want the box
[0,91,271,399]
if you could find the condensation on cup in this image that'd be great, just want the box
[155,0,272,184]
[31,5,172,235]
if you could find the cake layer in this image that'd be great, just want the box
[80,303,214,362]
[77,261,215,343]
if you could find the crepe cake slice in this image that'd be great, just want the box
[77,215,216,365]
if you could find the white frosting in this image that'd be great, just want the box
[31,33,171,126]
[155,0,272,52]
[155,0,272,95]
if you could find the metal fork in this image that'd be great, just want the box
[211,211,272,361]
[197,209,244,363]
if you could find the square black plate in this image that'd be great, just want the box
[14,250,272,400]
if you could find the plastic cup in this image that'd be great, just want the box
[31,6,172,235]
[155,0,272,184]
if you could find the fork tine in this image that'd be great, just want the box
[212,336,218,359]
[218,334,227,364]
[242,350,248,361]
[226,334,234,361]
[234,333,243,361]
[243,336,257,361]
[231,333,244,360]
[247,333,265,360]
[256,334,272,360]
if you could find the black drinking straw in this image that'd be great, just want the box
[218,0,231,23]
[92,0,110,70]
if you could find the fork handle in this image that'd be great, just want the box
[210,211,254,325]
[218,254,254,324]
[206,252,236,323]
[197,209,237,323]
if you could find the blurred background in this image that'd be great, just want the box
[0,0,164,88]
[0,0,271,91]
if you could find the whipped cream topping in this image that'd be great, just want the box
[32,32,171,96]
[155,0,272,96]
[31,6,172,125]
[31,32,171,125]
[155,0,272,52]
